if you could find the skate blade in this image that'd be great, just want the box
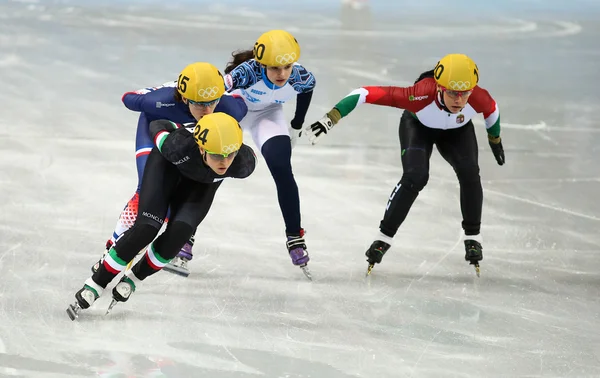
[474,263,481,277]
[300,265,312,281]
[105,299,118,315]
[162,264,190,277]
[66,303,80,321]
[366,264,374,277]
[125,259,134,271]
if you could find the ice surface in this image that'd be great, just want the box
[0,0,599,377]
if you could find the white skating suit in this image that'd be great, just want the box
[224,59,316,151]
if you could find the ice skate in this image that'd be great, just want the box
[163,236,194,277]
[286,232,312,280]
[66,284,101,321]
[106,276,136,315]
[464,239,483,277]
[365,240,391,276]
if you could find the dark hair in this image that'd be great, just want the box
[415,69,435,84]
[173,87,184,103]
[224,49,255,74]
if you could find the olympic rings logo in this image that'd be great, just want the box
[197,86,219,99]
[275,52,297,65]
[448,81,471,91]
[222,143,240,154]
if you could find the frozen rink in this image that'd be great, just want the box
[1,0,599,376]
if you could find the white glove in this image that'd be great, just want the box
[289,126,302,149]
[305,115,335,145]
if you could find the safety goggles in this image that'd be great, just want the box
[439,86,473,99]
[204,149,238,162]
[188,98,220,108]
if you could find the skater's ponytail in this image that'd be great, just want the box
[224,49,255,74]
[414,69,435,84]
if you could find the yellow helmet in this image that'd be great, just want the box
[177,62,225,103]
[253,30,301,67]
[193,112,243,157]
[434,54,479,91]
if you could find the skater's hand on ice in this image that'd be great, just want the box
[488,135,505,165]
[305,115,335,144]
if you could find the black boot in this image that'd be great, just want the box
[464,239,483,264]
[365,240,391,265]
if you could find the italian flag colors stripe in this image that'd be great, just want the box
[145,243,169,270]
[154,131,170,152]
[103,247,128,274]
[484,102,501,137]
[334,88,369,118]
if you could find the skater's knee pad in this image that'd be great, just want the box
[261,135,292,176]
[400,169,429,193]
[125,224,159,247]
[153,221,194,260]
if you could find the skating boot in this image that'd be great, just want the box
[286,230,311,280]
[163,236,194,277]
[365,240,391,276]
[106,276,136,315]
[66,282,102,321]
[91,239,113,274]
[464,239,483,277]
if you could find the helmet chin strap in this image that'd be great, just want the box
[436,89,452,113]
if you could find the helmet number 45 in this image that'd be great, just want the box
[178,74,190,93]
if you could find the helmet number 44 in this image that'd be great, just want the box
[178,74,190,93]
[194,126,209,145]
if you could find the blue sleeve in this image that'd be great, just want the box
[224,60,261,91]
[122,84,178,114]
[214,94,248,122]
[289,64,316,94]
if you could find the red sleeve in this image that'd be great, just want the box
[363,78,437,113]
[468,86,497,116]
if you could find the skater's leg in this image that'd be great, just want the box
[366,112,435,267]
[70,149,179,315]
[436,121,483,273]
[435,121,483,264]
[130,181,221,281]
[245,106,308,268]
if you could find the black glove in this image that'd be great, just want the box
[488,136,505,166]
[305,115,335,144]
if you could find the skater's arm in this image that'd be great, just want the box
[214,94,248,122]
[227,144,258,179]
[149,120,183,153]
[290,90,313,130]
[224,61,260,91]
[289,64,316,130]
[122,84,178,113]
[468,86,501,138]
[328,80,435,125]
